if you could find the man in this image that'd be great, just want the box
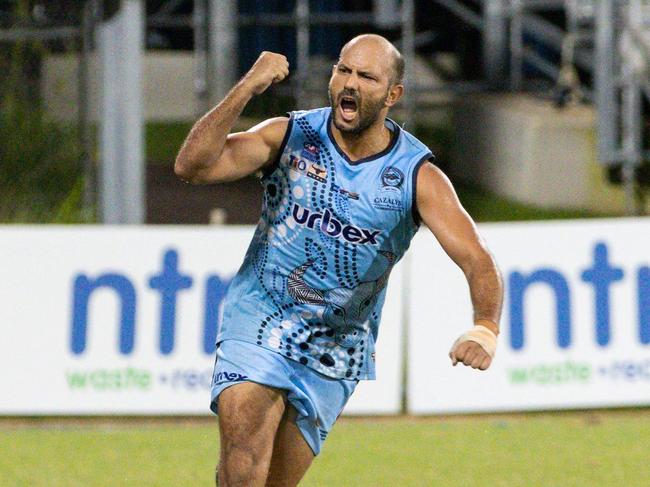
[175,34,503,487]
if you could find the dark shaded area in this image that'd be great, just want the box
[146,164,263,224]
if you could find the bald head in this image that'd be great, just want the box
[339,34,405,86]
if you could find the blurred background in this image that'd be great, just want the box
[3,2,650,486]
[3,0,650,225]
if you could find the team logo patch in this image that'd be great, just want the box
[381,166,404,188]
[301,142,320,162]
[374,166,404,211]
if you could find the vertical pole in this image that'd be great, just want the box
[399,0,416,415]
[374,0,400,29]
[208,0,238,105]
[295,0,310,108]
[621,63,640,214]
[194,0,209,115]
[79,0,96,217]
[622,1,643,215]
[99,9,122,223]
[510,0,523,91]
[483,0,508,88]
[595,0,618,165]
[121,0,145,224]
[401,0,416,127]
[98,0,144,224]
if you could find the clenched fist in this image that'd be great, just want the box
[242,51,290,96]
[449,324,497,371]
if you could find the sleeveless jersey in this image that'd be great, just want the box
[217,107,432,380]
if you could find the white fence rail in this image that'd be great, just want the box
[1,219,649,415]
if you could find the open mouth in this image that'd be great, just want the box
[339,96,358,122]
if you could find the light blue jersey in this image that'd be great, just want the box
[217,107,432,380]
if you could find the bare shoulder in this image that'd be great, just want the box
[416,160,459,205]
[246,116,290,150]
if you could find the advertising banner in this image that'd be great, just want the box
[407,218,650,414]
[0,227,403,415]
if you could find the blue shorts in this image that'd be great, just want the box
[210,339,357,455]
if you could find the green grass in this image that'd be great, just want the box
[2,410,649,486]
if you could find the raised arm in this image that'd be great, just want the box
[416,161,504,370]
[174,52,290,184]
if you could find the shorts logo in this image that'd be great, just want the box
[374,166,404,211]
[288,155,327,183]
[292,203,380,245]
[301,142,320,162]
[213,371,248,385]
[332,183,360,200]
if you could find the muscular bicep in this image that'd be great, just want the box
[416,162,488,272]
[196,116,289,183]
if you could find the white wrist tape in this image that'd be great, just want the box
[449,325,498,358]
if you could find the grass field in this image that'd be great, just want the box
[2,409,649,486]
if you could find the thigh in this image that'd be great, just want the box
[218,382,287,463]
[266,405,315,487]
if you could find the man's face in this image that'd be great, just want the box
[328,43,392,135]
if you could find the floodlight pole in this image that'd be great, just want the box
[401,0,416,126]
[295,0,310,109]
[594,0,618,166]
[400,0,416,415]
[79,0,98,217]
[208,0,237,105]
[484,0,508,88]
[194,0,209,115]
[98,0,145,224]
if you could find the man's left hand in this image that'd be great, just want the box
[448,324,497,371]
[449,340,492,370]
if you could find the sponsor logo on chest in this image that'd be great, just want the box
[331,183,360,200]
[289,154,327,183]
[292,203,380,245]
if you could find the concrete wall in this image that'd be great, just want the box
[41,52,452,125]
[450,94,636,214]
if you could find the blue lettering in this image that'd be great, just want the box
[203,275,231,354]
[290,203,380,245]
[148,249,193,355]
[293,204,309,224]
[580,242,624,346]
[307,212,322,229]
[71,273,136,354]
[342,225,361,242]
[639,267,650,344]
[509,269,571,350]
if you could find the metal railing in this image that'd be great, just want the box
[433,0,650,214]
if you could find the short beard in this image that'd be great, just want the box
[329,88,388,136]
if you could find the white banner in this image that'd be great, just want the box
[0,227,403,415]
[408,218,650,413]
